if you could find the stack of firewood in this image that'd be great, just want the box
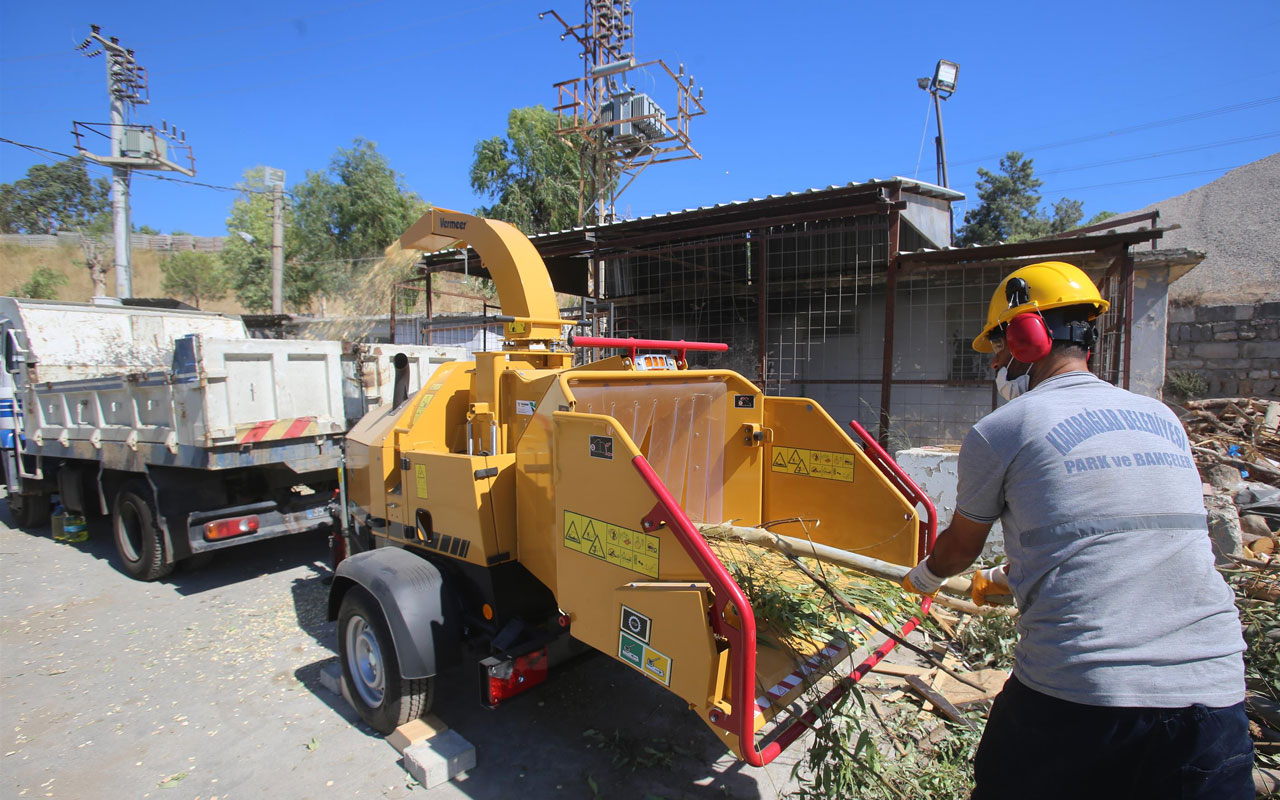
[1182,398,1280,487]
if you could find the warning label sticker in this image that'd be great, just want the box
[770,446,855,482]
[563,511,660,578]
[410,393,435,424]
[618,631,672,686]
[414,464,428,499]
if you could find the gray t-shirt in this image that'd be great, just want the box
[956,371,1245,708]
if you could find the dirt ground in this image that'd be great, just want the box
[0,505,803,800]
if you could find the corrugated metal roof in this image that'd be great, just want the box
[528,176,965,240]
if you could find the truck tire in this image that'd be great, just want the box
[112,482,172,581]
[338,586,434,734]
[8,492,51,529]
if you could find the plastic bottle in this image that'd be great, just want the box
[64,511,88,543]
[51,504,68,542]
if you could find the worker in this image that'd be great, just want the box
[901,262,1253,799]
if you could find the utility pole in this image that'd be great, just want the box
[74,25,195,301]
[265,168,286,314]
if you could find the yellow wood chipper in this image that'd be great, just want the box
[328,208,937,766]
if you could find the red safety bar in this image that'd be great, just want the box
[848,420,938,559]
[568,334,728,367]
[632,446,934,767]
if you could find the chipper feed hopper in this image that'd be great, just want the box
[330,209,936,766]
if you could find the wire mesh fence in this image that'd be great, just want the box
[385,214,1135,449]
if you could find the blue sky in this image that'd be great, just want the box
[2,0,1278,237]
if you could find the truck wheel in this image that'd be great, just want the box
[112,483,172,581]
[8,492,51,529]
[337,586,434,734]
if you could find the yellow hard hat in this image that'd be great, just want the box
[972,261,1110,353]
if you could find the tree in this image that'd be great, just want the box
[0,157,109,234]
[1085,210,1117,226]
[74,213,113,298]
[955,152,1086,246]
[470,106,584,234]
[220,168,320,312]
[11,266,68,299]
[162,251,230,309]
[292,139,426,274]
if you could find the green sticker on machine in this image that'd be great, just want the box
[618,631,671,686]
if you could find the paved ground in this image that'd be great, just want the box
[0,505,802,800]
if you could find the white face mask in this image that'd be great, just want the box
[995,366,1030,401]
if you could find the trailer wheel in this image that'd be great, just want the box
[337,586,434,734]
[8,492,51,529]
[112,482,172,581]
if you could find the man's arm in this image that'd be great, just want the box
[926,514,994,577]
[901,514,996,597]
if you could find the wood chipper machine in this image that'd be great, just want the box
[329,208,938,766]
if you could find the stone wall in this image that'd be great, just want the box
[1166,301,1280,397]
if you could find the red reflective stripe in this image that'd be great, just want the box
[282,416,315,439]
[239,420,272,443]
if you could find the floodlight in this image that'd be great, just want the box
[933,60,958,93]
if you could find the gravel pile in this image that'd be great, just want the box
[1125,152,1280,304]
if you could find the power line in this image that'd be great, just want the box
[954,95,1280,169]
[0,0,386,64]
[1,0,519,92]
[881,94,1280,182]
[0,136,269,194]
[0,21,543,115]
[1038,165,1243,196]
[1035,131,1280,177]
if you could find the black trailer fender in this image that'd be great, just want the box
[328,548,461,680]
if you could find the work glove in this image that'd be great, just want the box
[970,565,1010,607]
[901,559,944,597]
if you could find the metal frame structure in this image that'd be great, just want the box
[412,181,1175,448]
[543,2,706,223]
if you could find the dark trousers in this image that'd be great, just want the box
[973,675,1254,800]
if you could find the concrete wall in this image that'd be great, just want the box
[1166,301,1280,397]
[895,447,1004,560]
[0,232,225,252]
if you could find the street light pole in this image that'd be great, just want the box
[918,59,958,240]
[933,88,948,191]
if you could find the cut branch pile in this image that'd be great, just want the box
[1182,398,1280,486]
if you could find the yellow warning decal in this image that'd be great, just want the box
[563,511,660,578]
[410,392,435,424]
[505,321,528,336]
[770,446,855,482]
[414,464,428,499]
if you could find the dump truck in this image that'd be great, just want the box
[330,209,940,765]
[0,297,463,580]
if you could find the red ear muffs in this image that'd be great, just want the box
[1006,312,1052,362]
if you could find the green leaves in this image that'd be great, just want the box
[162,251,230,309]
[0,156,109,234]
[292,138,426,271]
[955,151,1085,246]
[470,106,585,234]
[11,266,68,299]
[221,142,425,313]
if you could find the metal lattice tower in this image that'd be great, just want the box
[543,1,705,224]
